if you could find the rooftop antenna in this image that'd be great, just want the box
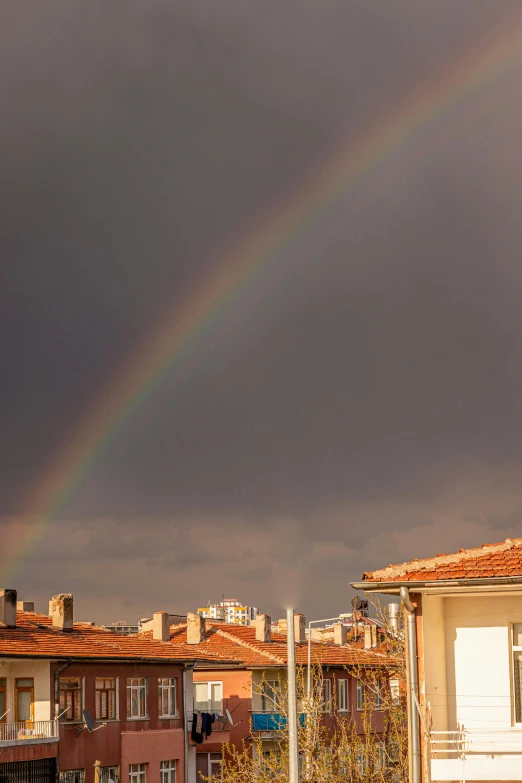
[76,708,106,738]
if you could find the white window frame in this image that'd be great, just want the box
[194,681,223,714]
[100,766,119,783]
[159,678,178,718]
[374,678,385,710]
[128,764,146,783]
[356,679,364,711]
[389,678,400,705]
[375,740,387,771]
[127,678,148,719]
[321,679,332,713]
[337,678,349,712]
[160,760,176,783]
[261,680,280,713]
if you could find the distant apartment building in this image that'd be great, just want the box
[197,598,258,626]
[101,620,140,635]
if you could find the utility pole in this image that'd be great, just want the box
[287,608,299,783]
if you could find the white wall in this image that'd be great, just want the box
[424,593,522,732]
[0,659,51,722]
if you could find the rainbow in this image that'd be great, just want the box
[4,9,522,581]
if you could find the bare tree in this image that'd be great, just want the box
[202,598,407,782]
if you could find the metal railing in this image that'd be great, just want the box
[0,720,59,744]
[431,728,522,758]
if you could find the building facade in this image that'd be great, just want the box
[353,536,522,783]
[197,599,258,626]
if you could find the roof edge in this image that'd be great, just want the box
[351,574,522,592]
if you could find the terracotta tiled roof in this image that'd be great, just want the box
[143,621,389,668]
[0,611,226,662]
[362,537,522,583]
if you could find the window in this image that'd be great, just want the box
[356,749,368,776]
[261,681,280,712]
[60,678,83,722]
[15,678,34,722]
[127,679,147,719]
[60,771,85,783]
[321,679,332,713]
[374,678,384,710]
[128,764,146,783]
[390,678,400,705]
[194,681,222,713]
[337,679,349,712]
[375,741,387,770]
[0,678,6,722]
[356,680,364,711]
[160,760,176,783]
[159,678,177,717]
[100,768,119,783]
[96,678,117,720]
[513,624,522,723]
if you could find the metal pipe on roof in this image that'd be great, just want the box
[400,587,421,783]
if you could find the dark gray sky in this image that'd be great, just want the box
[3,0,522,624]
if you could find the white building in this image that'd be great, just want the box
[197,599,258,626]
[353,537,522,783]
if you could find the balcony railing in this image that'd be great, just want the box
[251,712,306,732]
[430,729,522,781]
[0,720,59,746]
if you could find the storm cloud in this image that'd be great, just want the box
[2,0,522,623]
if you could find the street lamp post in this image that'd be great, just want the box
[306,616,343,700]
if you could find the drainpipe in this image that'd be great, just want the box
[183,664,194,783]
[54,659,72,719]
[400,587,421,783]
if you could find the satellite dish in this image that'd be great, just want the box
[84,709,95,732]
[351,597,363,611]
[225,708,243,729]
[75,708,106,737]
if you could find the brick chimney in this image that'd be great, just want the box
[152,612,170,642]
[0,589,17,628]
[277,618,287,634]
[364,624,371,649]
[17,601,34,613]
[50,594,73,632]
[294,613,306,643]
[187,612,206,644]
[255,614,271,643]
[333,623,348,646]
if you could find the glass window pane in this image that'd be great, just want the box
[514,624,522,646]
[17,690,32,721]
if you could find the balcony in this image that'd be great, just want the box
[430,729,522,781]
[251,712,306,732]
[0,720,59,748]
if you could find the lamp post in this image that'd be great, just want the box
[306,616,342,699]
[287,609,299,783]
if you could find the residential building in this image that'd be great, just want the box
[197,599,258,626]
[145,611,391,777]
[100,621,140,636]
[0,590,226,783]
[353,536,522,783]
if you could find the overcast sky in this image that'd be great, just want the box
[3,0,522,624]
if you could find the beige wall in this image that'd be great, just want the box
[423,593,522,732]
[0,659,51,722]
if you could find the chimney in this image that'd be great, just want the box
[0,589,17,628]
[333,623,348,646]
[294,613,306,644]
[187,612,206,644]
[255,614,271,643]
[278,618,287,634]
[153,612,170,642]
[17,601,34,613]
[371,624,377,648]
[50,594,73,632]
[364,624,371,649]
[387,601,400,631]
